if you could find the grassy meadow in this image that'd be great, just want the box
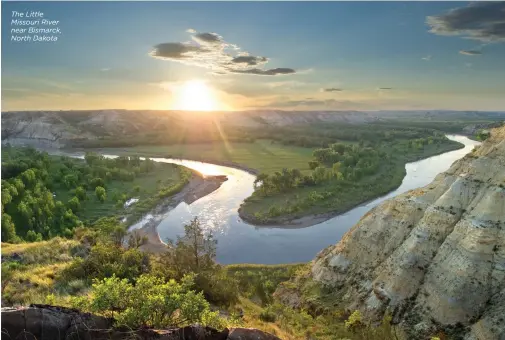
[95,139,315,174]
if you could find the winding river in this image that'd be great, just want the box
[125,135,479,264]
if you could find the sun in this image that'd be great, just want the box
[173,80,219,111]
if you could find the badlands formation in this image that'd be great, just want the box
[310,125,505,339]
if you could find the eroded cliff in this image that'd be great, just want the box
[306,126,505,339]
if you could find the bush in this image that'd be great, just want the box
[259,305,277,322]
[73,274,225,329]
[61,242,150,283]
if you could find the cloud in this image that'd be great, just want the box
[459,50,482,55]
[378,87,393,90]
[150,30,296,76]
[422,55,432,61]
[322,88,343,92]
[426,2,505,42]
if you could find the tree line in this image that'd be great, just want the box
[1,146,158,243]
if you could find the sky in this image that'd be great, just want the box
[2,1,505,111]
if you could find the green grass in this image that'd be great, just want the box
[53,162,184,224]
[1,238,82,305]
[90,137,464,224]
[94,139,315,174]
[240,140,464,223]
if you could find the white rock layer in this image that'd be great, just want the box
[311,126,505,339]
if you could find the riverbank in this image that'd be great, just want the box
[78,139,315,175]
[129,172,227,253]
[238,139,466,228]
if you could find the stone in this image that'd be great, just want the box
[228,328,282,340]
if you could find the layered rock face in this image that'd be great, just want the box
[311,126,505,339]
[1,305,280,340]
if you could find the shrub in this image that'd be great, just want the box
[74,274,225,329]
[259,305,277,322]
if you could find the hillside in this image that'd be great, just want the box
[2,110,504,149]
[277,125,505,339]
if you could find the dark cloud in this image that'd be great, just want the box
[232,67,296,76]
[194,32,222,44]
[150,42,207,59]
[459,50,482,55]
[378,87,393,90]
[323,88,343,92]
[427,2,505,42]
[231,56,268,66]
[150,30,296,76]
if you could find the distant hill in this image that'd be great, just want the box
[2,110,504,149]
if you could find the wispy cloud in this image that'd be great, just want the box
[422,55,432,61]
[459,50,482,56]
[150,30,296,76]
[427,2,505,42]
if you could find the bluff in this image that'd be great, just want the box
[280,126,505,339]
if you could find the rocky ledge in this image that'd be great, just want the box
[1,304,281,340]
[282,126,505,339]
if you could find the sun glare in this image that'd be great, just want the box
[173,80,218,111]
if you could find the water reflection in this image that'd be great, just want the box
[49,135,480,264]
[150,135,480,264]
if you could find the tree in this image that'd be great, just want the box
[84,152,103,166]
[90,177,105,189]
[26,230,43,242]
[95,186,106,203]
[67,196,80,212]
[308,160,320,170]
[172,217,216,274]
[75,186,87,201]
[1,213,19,243]
[156,217,238,306]
[254,173,269,189]
[312,166,329,184]
[332,162,341,175]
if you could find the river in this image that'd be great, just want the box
[123,135,478,264]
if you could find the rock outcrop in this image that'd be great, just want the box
[308,126,505,339]
[1,305,281,340]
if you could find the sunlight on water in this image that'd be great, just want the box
[152,135,480,264]
[151,158,225,176]
[52,135,480,264]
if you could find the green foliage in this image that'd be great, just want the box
[476,130,490,141]
[154,217,239,306]
[75,186,87,201]
[1,147,188,241]
[62,242,150,283]
[345,310,363,330]
[67,196,80,212]
[243,133,462,223]
[259,305,277,322]
[0,148,83,241]
[95,186,106,202]
[227,263,303,306]
[75,274,225,329]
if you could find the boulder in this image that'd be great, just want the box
[1,305,279,340]
[228,328,281,340]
